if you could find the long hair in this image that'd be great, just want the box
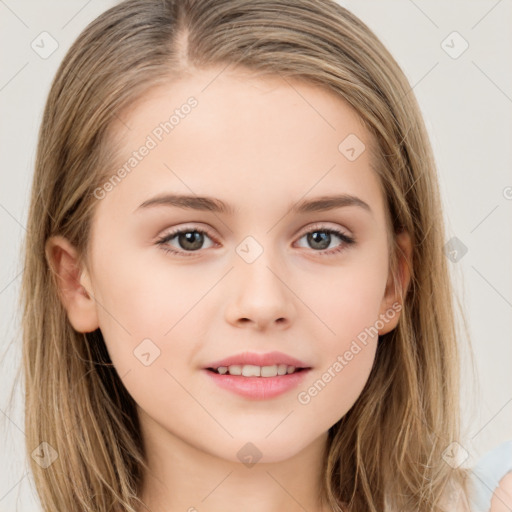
[17,0,476,510]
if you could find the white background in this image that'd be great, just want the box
[1,1,511,510]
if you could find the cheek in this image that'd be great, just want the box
[89,257,195,420]
[292,257,387,423]
[299,254,388,338]
[296,317,379,432]
[92,247,211,338]
[89,243,224,407]
[89,251,199,385]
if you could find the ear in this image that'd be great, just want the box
[378,230,413,335]
[45,235,99,333]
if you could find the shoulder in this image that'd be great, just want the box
[489,471,512,512]
[469,439,512,512]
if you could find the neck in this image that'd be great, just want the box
[135,408,331,512]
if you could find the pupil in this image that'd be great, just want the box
[308,231,330,250]
[179,231,203,251]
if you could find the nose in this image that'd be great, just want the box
[224,255,296,331]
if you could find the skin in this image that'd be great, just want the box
[46,66,412,512]
[490,472,512,511]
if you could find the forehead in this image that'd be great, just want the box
[95,67,384,222]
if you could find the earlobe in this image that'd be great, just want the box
[378,230,413,335]
[45,235,99,333]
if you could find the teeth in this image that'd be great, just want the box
[278,364,288,375]
[213,364,301,377]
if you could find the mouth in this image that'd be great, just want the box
[203,364,312,400]
[205,364,310,377]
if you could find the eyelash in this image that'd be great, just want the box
[155,223,356,258]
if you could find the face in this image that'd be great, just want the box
[51,66,410,464]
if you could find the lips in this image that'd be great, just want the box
[202,351,313,400]
[204,366,311,400]
[204,350,311,370]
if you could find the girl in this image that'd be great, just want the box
[18,0,511,511]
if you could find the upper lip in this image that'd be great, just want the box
[204,351,311,369]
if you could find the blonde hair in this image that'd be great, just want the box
[15,0,477,510]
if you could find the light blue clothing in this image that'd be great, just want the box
[469,439,512,512]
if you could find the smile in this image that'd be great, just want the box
[207,364,305,377]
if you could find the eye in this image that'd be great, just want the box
[155,223,356,257]
[294,223,355,256]
[155,226,217,257]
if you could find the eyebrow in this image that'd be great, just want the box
[134,193,372,216]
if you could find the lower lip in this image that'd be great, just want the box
[203,368,311,400]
